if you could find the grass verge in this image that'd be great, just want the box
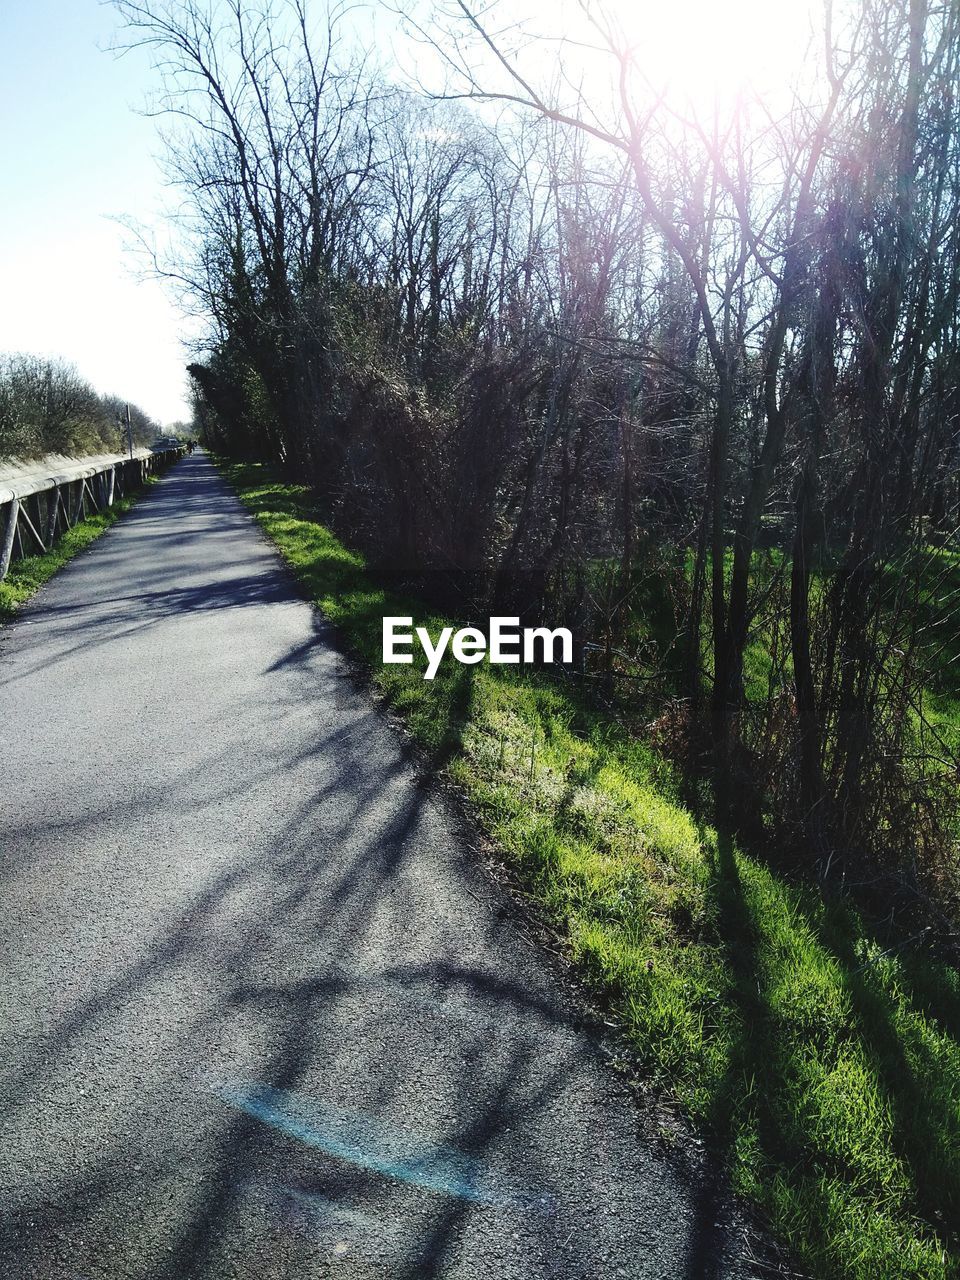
[0,489,148,622]
[218,458,960,1280]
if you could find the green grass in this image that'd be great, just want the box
[910,546,960,764]
[218,458,960,1280]
[0,489,147,621]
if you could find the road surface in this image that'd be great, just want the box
[0,453,774,1279]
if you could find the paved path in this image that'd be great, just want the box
[0,454,769,1279]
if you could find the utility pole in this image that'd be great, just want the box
[125,403,133,461]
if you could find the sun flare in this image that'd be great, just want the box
[557,0,821,125]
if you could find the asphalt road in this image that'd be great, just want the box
[0,453,774,1280]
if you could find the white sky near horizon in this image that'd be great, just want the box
[0,1,200,425]
[0,0,821,427]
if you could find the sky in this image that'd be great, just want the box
[0,1,197,425]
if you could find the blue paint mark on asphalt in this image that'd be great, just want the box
[213,1081,553,1212]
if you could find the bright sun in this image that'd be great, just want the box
[546,0,822,127]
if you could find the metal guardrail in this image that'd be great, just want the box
[0,445,185,580]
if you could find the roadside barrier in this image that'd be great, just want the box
[0,445,185,580]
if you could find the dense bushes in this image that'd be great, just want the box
[0,353,157,463]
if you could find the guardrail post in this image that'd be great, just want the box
[0,498,20,581]
[46,486,60,546]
